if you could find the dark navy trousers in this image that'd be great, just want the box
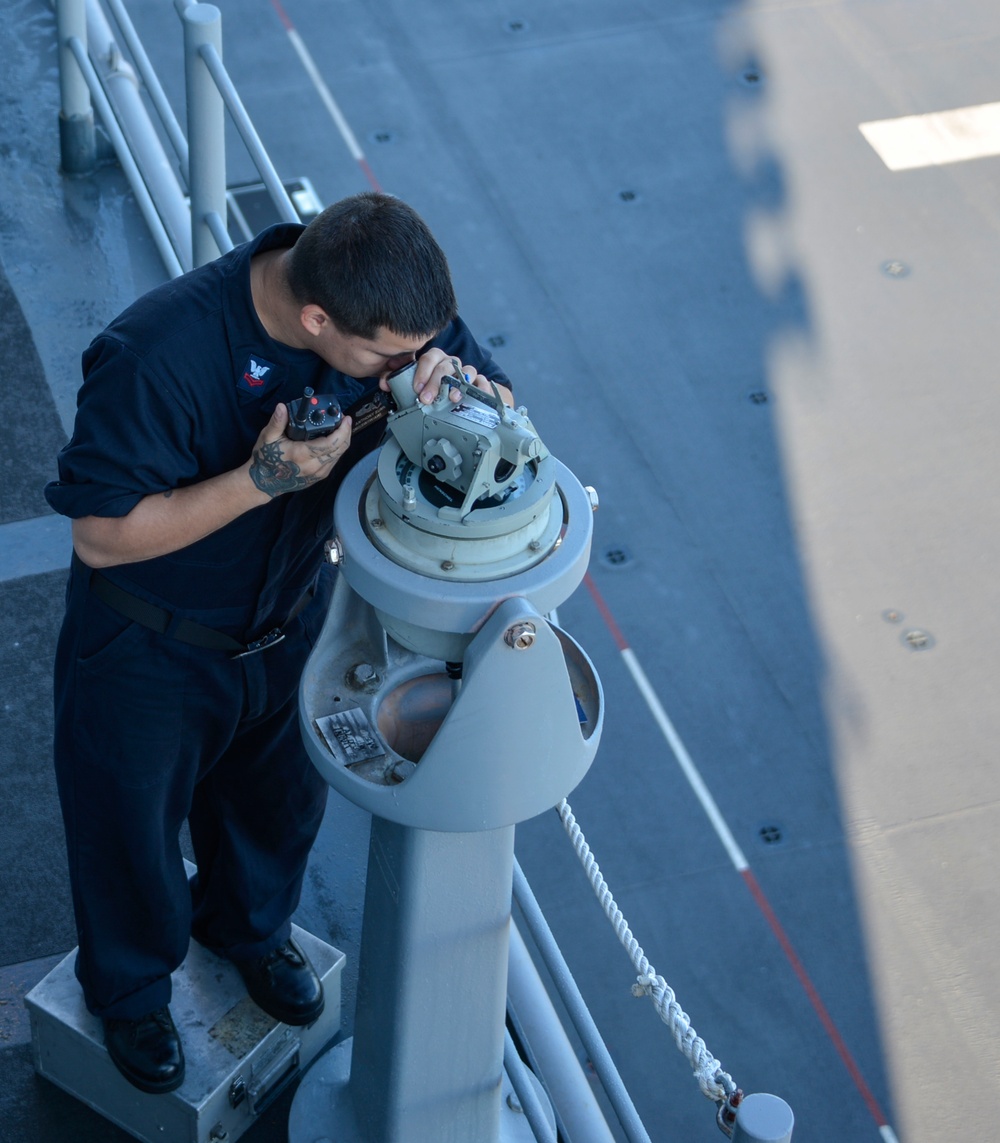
[52,560,330,1021]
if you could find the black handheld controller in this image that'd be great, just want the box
[286,387,343,440]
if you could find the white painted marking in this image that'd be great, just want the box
[620,648,749,872]
[0,515,72,582]
[621,649,895,1142]
[860,101,1000,170]
[286,28,365,162]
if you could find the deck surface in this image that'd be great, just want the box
[2,1,998,1140]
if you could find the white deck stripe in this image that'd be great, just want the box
[285,28,365,162]
[620,648,749,872]
[0,515,71,582]
[860,101,1000,170]
[621,648,895,1141]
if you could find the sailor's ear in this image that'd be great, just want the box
[299,305,329,337]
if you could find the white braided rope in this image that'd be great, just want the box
[557,799,736,1102]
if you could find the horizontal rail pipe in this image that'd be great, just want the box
[504,1029,557,1143]
[103,0,253,246]
[84,0,192,271]
[104,0,191,182]
[513,860,652,1143]
[205,210,234,255]
[197,42,299,224]
[507,921,618,1143]
[66,36,183,278]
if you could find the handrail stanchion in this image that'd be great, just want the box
[55,0,96,173]
[731,1094,794,1143]
[182,4,226,267]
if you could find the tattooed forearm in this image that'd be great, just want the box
[250,439,320,498]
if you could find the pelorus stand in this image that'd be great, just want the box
[289,373,603,1143]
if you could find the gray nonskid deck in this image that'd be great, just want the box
[2,0,997,1140]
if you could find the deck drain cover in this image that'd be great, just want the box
[600,545,634,569]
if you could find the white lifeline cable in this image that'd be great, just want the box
[557,799,736,1103]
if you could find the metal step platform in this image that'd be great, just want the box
[25,925,344,1143]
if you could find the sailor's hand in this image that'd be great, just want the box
[248,403,353,498]
[382,348,515,408]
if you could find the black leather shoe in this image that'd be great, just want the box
[103,1007,185,1094]
[234,938,324,1026]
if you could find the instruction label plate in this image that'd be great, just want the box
[315,708,386,768]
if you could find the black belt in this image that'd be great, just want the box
[89,572,314,658]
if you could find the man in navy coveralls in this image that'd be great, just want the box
[45,192,513,1093]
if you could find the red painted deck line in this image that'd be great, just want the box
[268,0,383,192]
[584,571,892,1135]
[741,867,890,1128]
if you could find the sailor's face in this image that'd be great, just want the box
[316,323,428,380]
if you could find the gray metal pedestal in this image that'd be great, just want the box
[289,1038,552,1143]
[290,819,539,1143]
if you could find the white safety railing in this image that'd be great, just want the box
[55,0,304,276]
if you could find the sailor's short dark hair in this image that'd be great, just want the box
[287,192,457,339]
